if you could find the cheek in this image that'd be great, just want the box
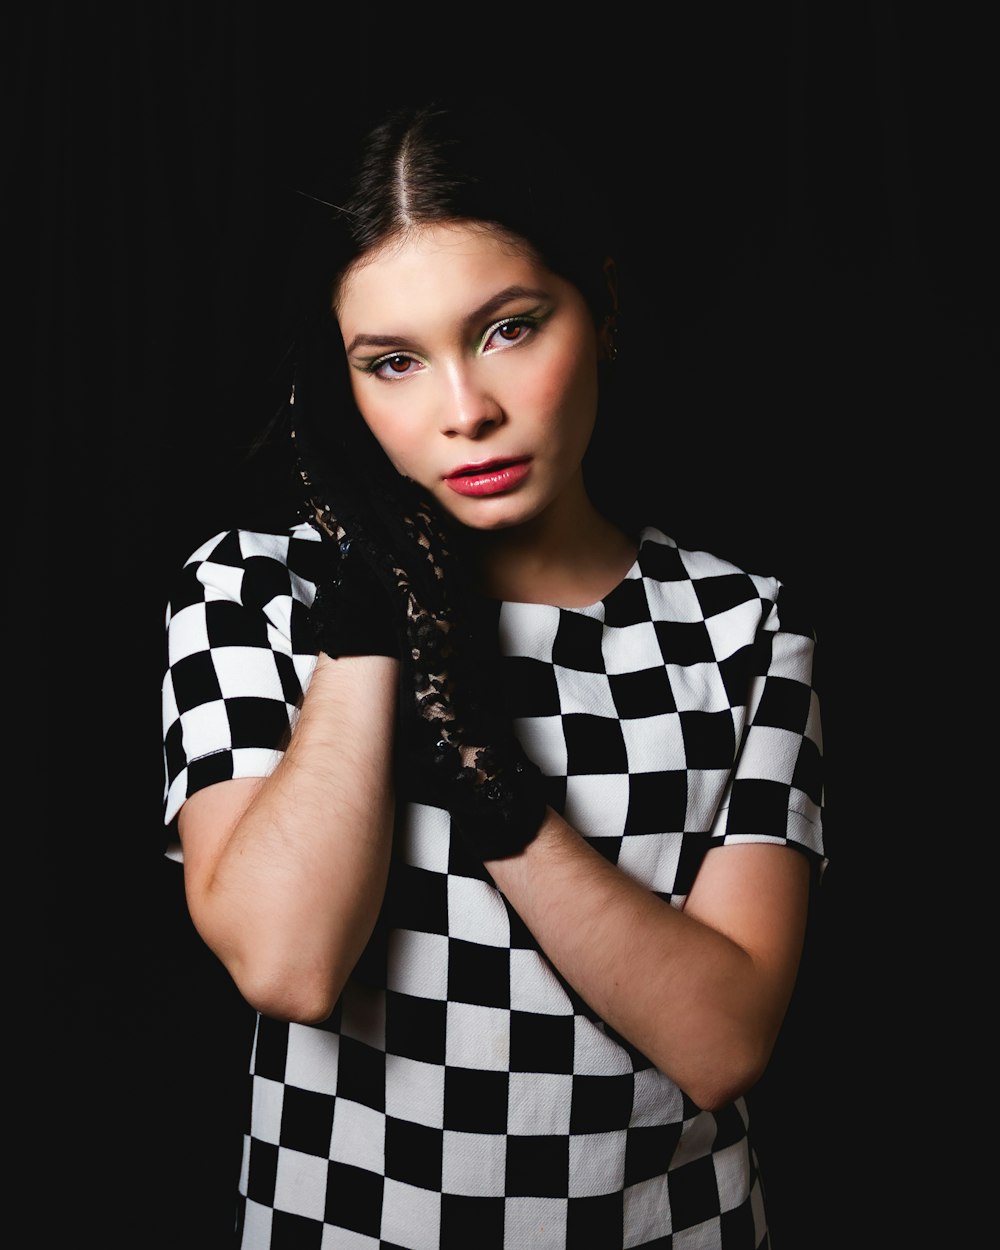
[364,418,416,476]
[518,336,598,433]
[347,377,410,472]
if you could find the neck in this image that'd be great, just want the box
[471,481,638,609]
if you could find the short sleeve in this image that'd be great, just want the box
[711,580,826,876]
[161,525,322,827]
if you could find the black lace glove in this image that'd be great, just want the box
[292,381,547,861]
[307,529,401,660]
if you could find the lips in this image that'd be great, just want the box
[444,457,532,497]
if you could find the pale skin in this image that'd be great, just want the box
[178,221,811,1112]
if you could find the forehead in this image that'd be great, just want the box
[334,222,546,323]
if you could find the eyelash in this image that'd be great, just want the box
[364,314,541,381]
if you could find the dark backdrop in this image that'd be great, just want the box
[29,4,996,1247]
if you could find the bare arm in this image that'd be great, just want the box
[177,651,399,1023]
[486,815,811,1110]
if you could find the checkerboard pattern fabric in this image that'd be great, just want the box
[162,524,825,1248]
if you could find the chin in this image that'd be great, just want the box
[446,496,542,532]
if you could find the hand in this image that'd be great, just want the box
[305,518,401,661]
[290,349,402,660]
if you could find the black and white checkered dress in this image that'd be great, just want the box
[162,523,825,1249]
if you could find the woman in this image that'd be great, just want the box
[162,97,826,1248]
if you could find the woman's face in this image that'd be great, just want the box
[334,221,601,533]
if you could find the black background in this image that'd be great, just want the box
[28,3,996,1246]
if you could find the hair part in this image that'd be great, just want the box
[326,99,619,328]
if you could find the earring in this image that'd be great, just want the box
[601,315,619,362]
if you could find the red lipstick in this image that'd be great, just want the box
[444,457,531,497]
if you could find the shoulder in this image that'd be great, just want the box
[165,520,324,659]
[636,525,780,607]
[168,521,322,614]
[633,525,817,652]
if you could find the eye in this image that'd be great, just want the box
[368,352,422,381]
[483,316,536,352]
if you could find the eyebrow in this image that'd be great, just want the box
[344,285,552,356]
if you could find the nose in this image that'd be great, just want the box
[438,363,504,438]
